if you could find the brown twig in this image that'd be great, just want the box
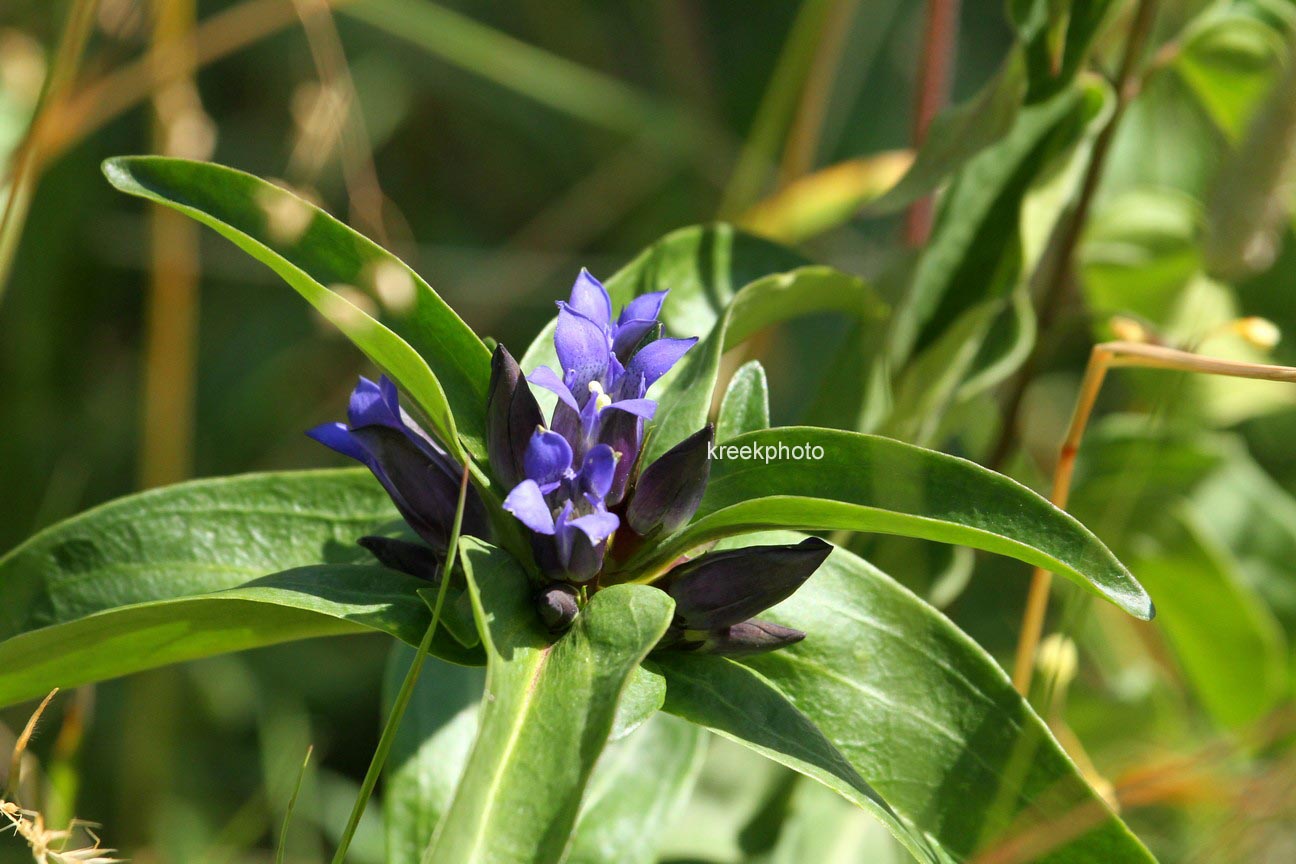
[987,0,1161,471]
[1011,340,1296,694]
[903,0,960,246]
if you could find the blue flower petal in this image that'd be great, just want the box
[617,290,666,326]
[611,318,657,361]
[627,336,698,391]
[528,366,580,412]
[604,398,657,420]
[578,444,618,500]
[503,479,556,535]
[568,268,612,330]
[524,428,573,486]
[555,306,610,401]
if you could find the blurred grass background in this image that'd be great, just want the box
[3,0,1296,861]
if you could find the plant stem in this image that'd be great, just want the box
[987,0,1161,471]
[329,463,472,864]
[904,0,960,247]
[1011,340,1296,694]
[140,0,203,489]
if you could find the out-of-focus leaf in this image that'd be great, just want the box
[0,469,486,707]
[1175,12,1287,141]
[384,652,484,864]
[1014,0,1119,100]
[1204,27,1296,278]
[751,778,912,864]
[646,267,887,462]
[716,360,771,442]
[426,539,673,864]
[1194,452,1296,643]
[626,427,1152,619]
[566,713,706,864]
[865,51,1027,215]
[103,157,491,463]
[1130,510,1287,730]
[739,536,1156,863]
[1080,188,1203,325]
[887,81,1099,366]
[737,151,912,242]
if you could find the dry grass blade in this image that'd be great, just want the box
[2,690,122,863]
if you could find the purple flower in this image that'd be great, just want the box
[503,429,621,582]
[528,269,696,503]
[308,376,487,552]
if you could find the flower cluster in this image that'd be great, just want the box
[310,269,831,657]
[495,269,697,583]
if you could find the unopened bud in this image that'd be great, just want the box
[358,536,442,581]
[1109,316,1151,344]
[535,582,580,632]
[699,620,806,656]
[667,537,831,630]
[1036,633,1078,691]
[487,345,543,489]
[627,425,713,536]
[1233,316,1281,350]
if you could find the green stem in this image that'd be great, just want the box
[329,463,473,864]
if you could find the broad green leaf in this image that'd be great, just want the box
[716,360,771,442]
[1130,510,1287,730]
[625,428,1152,619]
[652,654,933,863]
[611,665,667,741]
[1015,0,1119,100]
[566,713,706,864]
[384,652,485,864]
[518,224,807,415]
[0,564,478,709]
[426,538,673,864]
[737,536,1155,862]
[865,51,1027,215]
[0,469,483,707]
[102,157,491,462]
[645,267,888,462]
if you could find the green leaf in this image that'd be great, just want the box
[565,713,706,864]
[0,469,483,707]
[645,267,888,462]
[518,224,807,415]
[626,428,1152,620]
[653,654,933,863]
[384,652,485,864]
[1130,510,1287,730]
[0,564,478,709]
[865,50,1027,215]
[1175,12,1287,141]
[887,83,1095,366]
[740,536,1155,862]
[426,538,673,864]
[102,157,491,462]
[716,360,771,442]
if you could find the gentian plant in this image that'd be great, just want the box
[0,156,1162,864]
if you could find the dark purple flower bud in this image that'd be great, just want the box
[358,536,442,581]
[487,345,542,489]
[699,620,806,656]
[626,424,713,536]
[535,582,580,632]
[308,376,489,551]
[667,537,832,629]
